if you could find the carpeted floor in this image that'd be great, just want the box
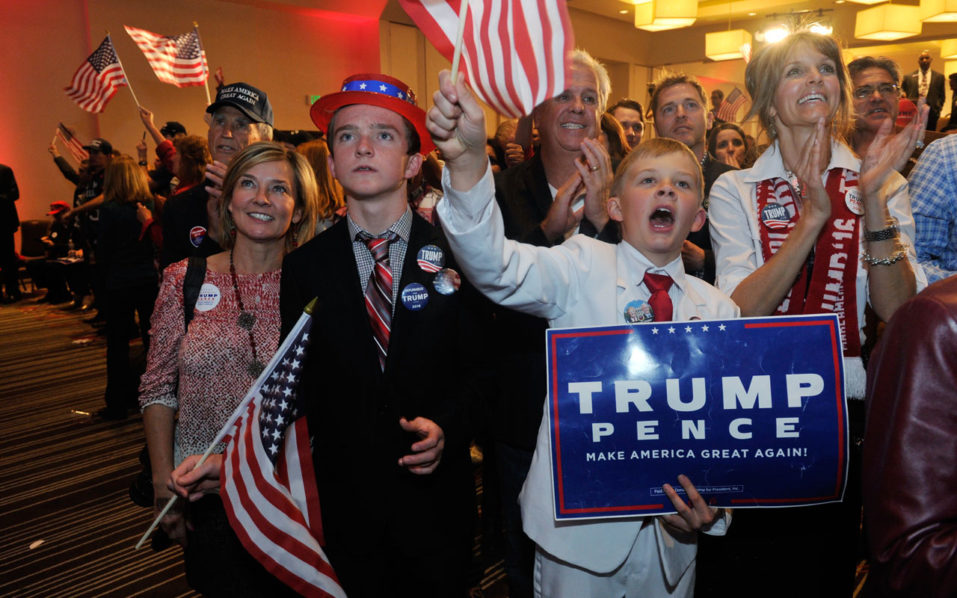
[0,295,507,597]
[0,297,198,598]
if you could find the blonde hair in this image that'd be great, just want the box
[296,139,344,222]
[611,138,703,205]
[745,31,853,141]
[103,155,153,205]
[219,142,320,253]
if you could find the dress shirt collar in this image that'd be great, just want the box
[616,242,690,296]
[346,206,413,243]
[741,139,861,184]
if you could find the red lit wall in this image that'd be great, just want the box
[2,0,383,241]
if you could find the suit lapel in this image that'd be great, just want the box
[386,215,434,373]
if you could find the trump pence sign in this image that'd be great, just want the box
[546,314,848,520]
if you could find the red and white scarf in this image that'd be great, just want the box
[754,168,862,357]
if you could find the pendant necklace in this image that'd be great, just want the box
[229,250,265,377]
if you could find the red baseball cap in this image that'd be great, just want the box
[310,73,435,155]
[47,201,70,215]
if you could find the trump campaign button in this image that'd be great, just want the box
[195,283,221,312]
[433,268,461,295]
[400,283,429,311]
[189,226,207,248]
[760,202,790,230]
[417,244,445,273]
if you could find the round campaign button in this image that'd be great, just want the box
[760,202,790,230]
[189,225,207,248]
[400,282,429,311]
[845,186,864,215]
[624,299,653,323]
[417,244,445,273]
[195,283,221,312]
[433,268,461,295]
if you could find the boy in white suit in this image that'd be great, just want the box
[428,71,738,596]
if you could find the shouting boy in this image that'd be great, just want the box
[428,71,738,596]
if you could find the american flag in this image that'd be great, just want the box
[398,0,575,118]
[55,123,89,163]
[220,307,346,598]
[124,25,208,88]
[64,36,127,113]
[716,87,747,123]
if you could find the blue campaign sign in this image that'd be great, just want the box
[546,314,848,521]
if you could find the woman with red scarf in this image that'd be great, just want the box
[701,31,929,596]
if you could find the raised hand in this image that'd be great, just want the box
[541,170,585,242]
[574,138,612,232]
[427,70,488,192]
[860,100,929,202]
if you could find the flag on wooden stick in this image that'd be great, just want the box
[64,36,128,113]
[398,0,575,118]
[124,25,209,87]
[220,304,346,598]
[55,123,89,163]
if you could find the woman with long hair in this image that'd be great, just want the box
[707,122,758,169]
[139,142,319,595]
[296,138,343,233]
[97,155,161,419]
[703,31,928,595]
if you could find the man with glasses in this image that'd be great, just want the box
[848,57,903,158]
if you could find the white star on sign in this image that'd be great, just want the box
[685,325,692,333]
[719,324,727,331]
[651,327,659,334]
[701,325,710,332]
[668,326,676,334]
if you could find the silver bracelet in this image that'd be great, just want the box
[861,246,908,266]
[863,223,900,242]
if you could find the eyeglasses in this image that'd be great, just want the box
[853,83,899,100]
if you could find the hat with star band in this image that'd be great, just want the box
[310,73,434,155]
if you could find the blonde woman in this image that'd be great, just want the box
[139,142,318,595]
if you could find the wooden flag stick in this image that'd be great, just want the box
[193,22,212,105]
[108,32,141,108]
[449,0,469,84]
[135,300,318,550]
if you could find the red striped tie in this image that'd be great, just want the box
[360,232,397,370]
[643,272,674,322]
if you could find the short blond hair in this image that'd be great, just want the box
[611,138,703,205]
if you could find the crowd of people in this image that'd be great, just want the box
[1,29,955,598]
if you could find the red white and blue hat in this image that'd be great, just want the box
[310,73,434,155]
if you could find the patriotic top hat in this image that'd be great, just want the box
[310,73,435,155]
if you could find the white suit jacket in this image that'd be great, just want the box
[438,166,738,584]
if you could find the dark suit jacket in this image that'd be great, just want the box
[159,184,222,270]
[902,69,946,113]
[280,214,478,595]
[491,155,558,450]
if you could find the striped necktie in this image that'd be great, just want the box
[359,231,397,370]
[643,272,674,322]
